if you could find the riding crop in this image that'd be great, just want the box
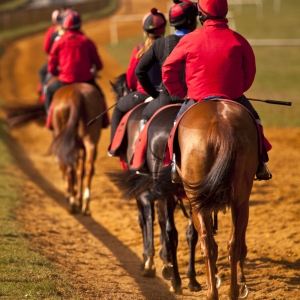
[248,98,292,106]
[87,102,117,126]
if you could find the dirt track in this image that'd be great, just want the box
[0,1,299,299]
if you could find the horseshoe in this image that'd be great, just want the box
[238,283,249,299]
[216,275,222,289]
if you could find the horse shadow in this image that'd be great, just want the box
[0,120,179,300]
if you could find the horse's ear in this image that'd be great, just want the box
[109,81,116,90]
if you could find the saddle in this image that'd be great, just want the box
[130,104,182,171]
[108,103,147,170]
[164,100,272,167]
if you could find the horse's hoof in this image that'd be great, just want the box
[188,280,201,292]
[162,265,173,280]
[142,268,156,278]
[170,285,182,295]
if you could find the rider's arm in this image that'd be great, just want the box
[240,35,256,92]
[162,39,187,99]
[88,39,103,71]
[47,40,59,76]
[135,40,161,99]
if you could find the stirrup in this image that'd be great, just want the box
[171,153,180,183]
[255,162,272,181]
[139,119,147,133]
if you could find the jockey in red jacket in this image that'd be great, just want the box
[45,9,104,114]
[162,0,271,180]
[108,8,167,156]
[38,9,63,97]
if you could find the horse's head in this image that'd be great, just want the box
[110,73,130,101]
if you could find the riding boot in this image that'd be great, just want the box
[139,119,147,133]
[254,119,272,180]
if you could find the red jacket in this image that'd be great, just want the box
[162,19,256,101]
[126,44,147,94]
[48,30,103,83]
[43,25,57,54]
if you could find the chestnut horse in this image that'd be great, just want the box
[49,82,104,215]
[107,74,201,292]
[154,99,258,299]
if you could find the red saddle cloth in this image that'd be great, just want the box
[164,100,272,166]
[45,97,110,130]
[108,103,146,156]
[130,104,182,170]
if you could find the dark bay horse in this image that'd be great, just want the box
[155,100,258,299]
[107,74,201,292]
[49,82,105,215]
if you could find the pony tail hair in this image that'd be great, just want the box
[136,33,161,59]
[186,119,237,213]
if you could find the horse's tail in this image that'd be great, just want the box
[3,103,45,127]
[105,170,153,200]
[184,119,236,213]
[50,96,81,165]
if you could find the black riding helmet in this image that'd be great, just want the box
[169,0,198,27]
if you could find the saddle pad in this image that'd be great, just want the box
[130,104,182,170]
[108,102,146,153]
[164,100,272,166]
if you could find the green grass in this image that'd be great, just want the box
[106,0,300,127]
[0,0,119,43]
[0,0,29,11]
[0,120,80,299]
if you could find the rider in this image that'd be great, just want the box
[38,9,64,98]
[162,0,272,180]
[135,0,198,132]
[108,8,167,155]
[45,9,104,115]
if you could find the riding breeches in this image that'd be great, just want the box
[110,91,149,143]
[44,79,65,114]
[141,90,183,121]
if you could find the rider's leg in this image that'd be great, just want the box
[235,95,272,180]
[110,91,148,143]
[44,80,65,114]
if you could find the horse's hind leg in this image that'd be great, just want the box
[136,190,156,277]
[193,211,218,300]
[227,200,249,300]
[157,197,182,294]
[75,147,85,212]
[81,143,96,215]
[186,211,201,292]
[63,164,77,214]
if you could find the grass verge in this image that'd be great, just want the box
[0,119,80,299]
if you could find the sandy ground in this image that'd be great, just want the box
[0,1,299,299]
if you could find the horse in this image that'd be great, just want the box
[49,82,105,215]
[107,74,201,292]
[153,99,259,299]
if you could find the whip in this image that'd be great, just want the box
[87,103,117,126]
[248,98,292,106]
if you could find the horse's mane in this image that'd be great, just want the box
[110,73,130,101]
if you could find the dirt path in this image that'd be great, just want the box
[0,1,299,299]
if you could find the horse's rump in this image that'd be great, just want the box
[177,100,259,212]
[50,83,104,165]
